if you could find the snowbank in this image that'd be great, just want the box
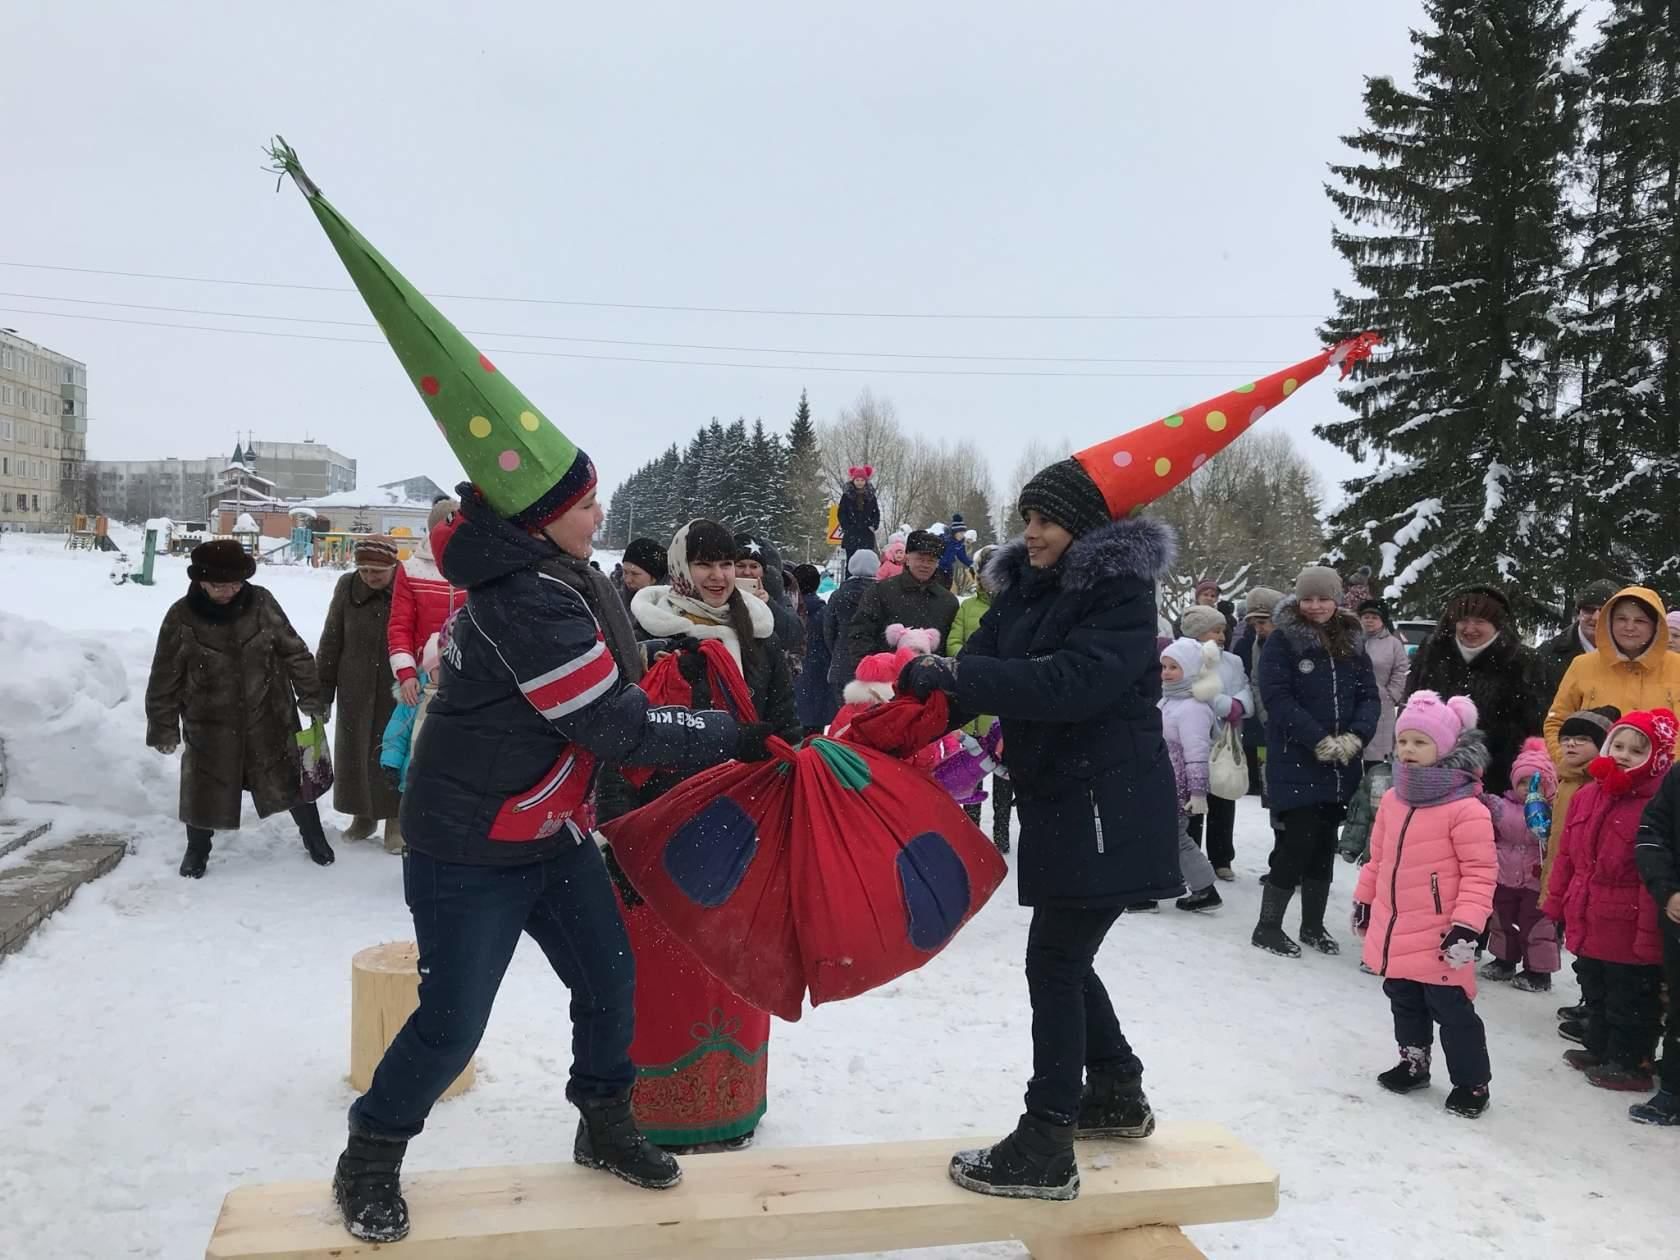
[0,612,167,816]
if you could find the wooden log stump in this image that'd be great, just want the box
[349,941,474,1100]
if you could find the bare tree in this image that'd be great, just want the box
[1148,429,1326,612]
[997,437,1073,539]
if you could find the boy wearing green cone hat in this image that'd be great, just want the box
[268,139,775,1243]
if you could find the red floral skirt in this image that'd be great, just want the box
[619,895,770,1145]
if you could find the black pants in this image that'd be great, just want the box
[349,842,636,1141]
[1384,978,1490,1087]
[1023,906,1143,1123]
[184,802,325,850]
[1662,931,1680,1093]
[1266,802,1345,890]
[1577,955,1663,1070]
[1185,793,1236,869]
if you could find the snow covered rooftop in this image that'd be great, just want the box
[295,485,436,510]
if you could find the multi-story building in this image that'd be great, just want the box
[247,440,356,500]
[90,456,222,523]
[0,329,89,532]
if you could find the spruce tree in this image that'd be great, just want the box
[1559,0,1680,589]
[781,388,827,562]
[1318,0,1584,620]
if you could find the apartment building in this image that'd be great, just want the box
[0,329,88,532]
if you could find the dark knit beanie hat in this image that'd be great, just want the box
[621,537,669,582]
[905,529,944,557]
[1576,579,1620,611]
[1357,598,1394,629]
[1017,458,1111,539]
[187,539,256,583]
[1560,705,1622,747]
[794,563,821,595]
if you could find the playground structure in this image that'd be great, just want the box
[64,514,118,553]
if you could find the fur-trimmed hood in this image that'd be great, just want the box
[630,583,774,672]
[986,516,1177,596]
[1271,594,1367,655]
[1437,728,1492,776]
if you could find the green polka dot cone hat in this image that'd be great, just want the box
[1072,333,1381,519]
[265,137,593,527]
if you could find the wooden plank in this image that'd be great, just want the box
[1030,1225,1206,1260]
[205,1121,1277,1260]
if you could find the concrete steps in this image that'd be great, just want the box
[0,831,128,958]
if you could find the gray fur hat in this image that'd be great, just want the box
[1295,565,1343,602]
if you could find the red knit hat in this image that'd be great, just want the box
[1590,708,1678,793]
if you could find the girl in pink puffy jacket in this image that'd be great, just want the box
[1542,708,1677,1093]
[1480,737,1561,993]
[1353,690,1497,1118]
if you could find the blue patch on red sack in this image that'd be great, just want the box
[897,832,972,951]
[663,797,758,907]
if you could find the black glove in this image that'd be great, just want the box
[1351,901,1371,936]
[735,721,776,763]
[383,766,402,794]
[897,654,958,701]
[1440,924,1480,968]
[676,646,709,687]
[602,843,644,908]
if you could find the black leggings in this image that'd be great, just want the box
[1266,803,1345,890]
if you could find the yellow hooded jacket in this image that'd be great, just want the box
[1543,586,1680,763]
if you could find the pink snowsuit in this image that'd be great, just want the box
[1356,778,1498,998]
[1485,788,1561,974]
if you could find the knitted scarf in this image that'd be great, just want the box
[1392,729,1490,807]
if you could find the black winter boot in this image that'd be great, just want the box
[1377,1045,1432,1094]
[1557,1002,1587,1022]
[1175,886,1223,913]
[1629,1089,1680,1126]
[1251,882,1302,957]
[1075,1073,1155,1140]
[333,1134,409,1243]
[293,805,335,866]
[949,1113,1078,1200]
[1297,878,1340,955]
[574,1093,682,1189]
[1444,1085,1490,1118]
[179,828,211,879]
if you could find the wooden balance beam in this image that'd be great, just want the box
[205,1121,1276,1260]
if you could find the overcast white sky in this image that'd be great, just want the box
[1,1,1439,509]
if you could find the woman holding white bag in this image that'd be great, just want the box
[1178,605,1254,881]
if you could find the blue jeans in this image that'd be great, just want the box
[349,841,636,1141]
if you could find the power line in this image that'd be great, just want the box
[0,289,1300,367]
[0,306,1276,379]
[0,260,1323,323]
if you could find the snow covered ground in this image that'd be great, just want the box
[1,530,1675,1259]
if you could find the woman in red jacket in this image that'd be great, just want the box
[1544,708,1678,1093]
[381,497,466,850]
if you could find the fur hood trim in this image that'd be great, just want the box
[630,584,773,672]
[987,515,1177,596]
[1439,728,1492,775]
[1272,594,1367,654]
[843,678,895,706]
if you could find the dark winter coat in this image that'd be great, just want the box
[845,571,959,678]
[954,517,1184,909]
[402,488,740,866]
[795,592,838,730]
[824,576,872,690]
[1636,767,1680,946]
[1257,598,1382,812]
[1537,624,1590,706]
[745,535,805,658]
[145,583,322,831]
[1406,592,1546,796]
[316,571,402,820]
[838,484,880,555]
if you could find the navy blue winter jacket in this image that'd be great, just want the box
[1258,597,1381,811]
[954,517,1184,909]
[401,489,739,866]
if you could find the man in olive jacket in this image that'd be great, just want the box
[844,529,958,678]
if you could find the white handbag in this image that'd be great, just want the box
[1208,721,1250,801]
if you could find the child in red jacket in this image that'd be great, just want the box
[1543,708,1678,1093]
[1353,691,1498,1118]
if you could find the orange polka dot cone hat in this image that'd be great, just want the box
[265,137,593,527]
[1019,333,1381,536]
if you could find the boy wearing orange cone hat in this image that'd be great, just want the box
[900,333,1378,1200]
